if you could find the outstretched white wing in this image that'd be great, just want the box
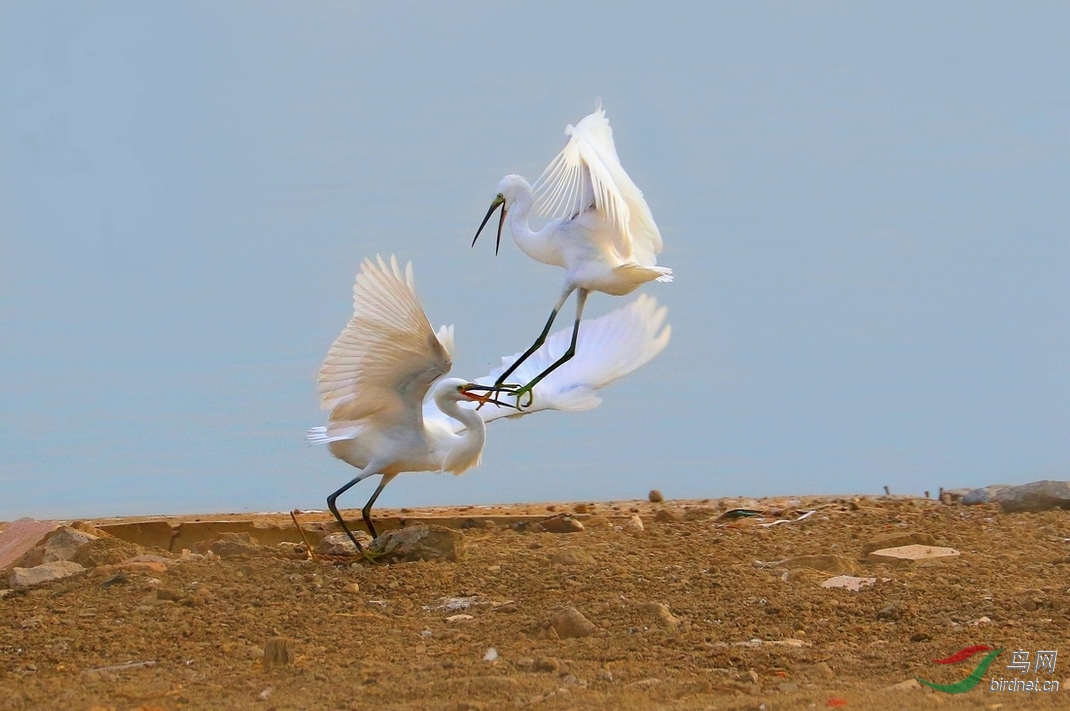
[531,107,663,266]
[424,294,670,432]
[317,255,453,436]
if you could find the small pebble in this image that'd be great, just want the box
[534,657,560,672]
[549,607,597,638]
[648,489,663,503]
[886,678,922,692]
[538,516,585,534]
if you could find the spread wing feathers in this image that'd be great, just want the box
[531,107,664,265]
[317,255,453,429]
[423,294,670,433]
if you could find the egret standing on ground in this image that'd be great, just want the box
[473,106,672,406]
[308,255,671,551]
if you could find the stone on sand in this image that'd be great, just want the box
[537,515,585,533]
[994,480,1070,513]
[636,602,680,628]
[369,524,465,562]
[886,678,921,692]
[550,549,595,566]
[860,532,936,557]
[8,560,86,589]
[549,607,597,638]
[17,526,98,568]
[316,532,366,556]
[959,485,1009,505]
[821,575,878,592]
[534,657,560,672]
[867,544,960,565]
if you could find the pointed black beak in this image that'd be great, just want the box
[472,194,507,256]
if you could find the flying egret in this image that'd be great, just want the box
[307,255,671,552]
[473,106,672,406]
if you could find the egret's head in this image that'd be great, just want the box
[472,175,527,256]
[495,174,529,204]
[439,378,519,410]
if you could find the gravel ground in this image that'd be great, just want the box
[2,496,1069,710]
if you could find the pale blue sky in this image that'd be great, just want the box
[1,2,1067,519]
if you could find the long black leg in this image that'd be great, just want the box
[513,289,589,407]
[326,470,377,552]
[493,287,575,389]
[361,473,397,540]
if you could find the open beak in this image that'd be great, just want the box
[472,194,506,256]
[460,383,521,410]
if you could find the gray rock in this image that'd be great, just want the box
[315,532,367,556]
[960,485,1010,505]
[994,480,1070,513]
[369,524,464,562]
[940,487,971,503]
[8,560,86,589]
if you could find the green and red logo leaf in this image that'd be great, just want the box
[916,645,1003,694]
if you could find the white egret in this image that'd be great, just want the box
[473,106,672,406]
[308,255,670,551]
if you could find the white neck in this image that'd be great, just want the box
[434,390,486,474]
[506,180,564,267]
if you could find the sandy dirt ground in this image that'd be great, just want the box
[2,495,1069,710]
